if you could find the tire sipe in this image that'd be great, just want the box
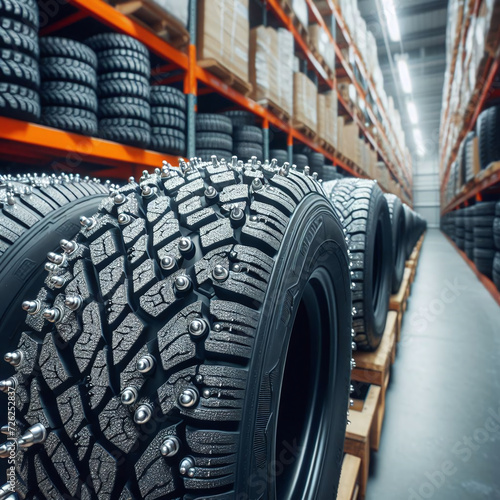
[9,158,352,499]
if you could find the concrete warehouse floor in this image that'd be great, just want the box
[366,229,500,500]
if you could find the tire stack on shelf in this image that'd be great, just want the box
[464,131,476,183]
[195,113,233,161]
[150,86,186,155]
[322,165,343,181]
[455,209,465,250]
[268,148,288,164]
[87,33,151,148]
[478,105,500,170]
[39,37,98,136]
[464,206,475,260]
[232,125,263,161]
[494,201,500,290]
[0,0,40,122]
[473,201,496,278]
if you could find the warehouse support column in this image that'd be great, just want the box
[186,0,197,159]
[287,132,293,165]
[263,117,269,161]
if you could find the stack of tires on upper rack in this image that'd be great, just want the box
[0,153,426,499]
[441,200,500,291]
[0,0,186,156]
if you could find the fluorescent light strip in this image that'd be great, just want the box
[413,128,425,156]
[397,59,412,94]
[407,101,418,125]
[381,0,401,42]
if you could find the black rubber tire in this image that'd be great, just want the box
[98,96,151,121]
[308,151,325,171]
[0,81,39,121]
[98,50,150,77]
[0,48,39,89]
[196,131,233,151]
[496,202,500,217]
[150,85,186,111]
[99,124,151,148]
[10,160,351,500]
[234,143,264,161]
[403,204,415,259]
[195,149,232,161]
[268,148,288,164]
[39,37,97,68]
[222,109,256,126]
[385,194,406,294]
[0,17,38,58]
[85,33,148,57]
[494,218,500,250]
[293,153,309,170]
[474,201,497,216]
[40,81,98,113]
[484,106,500,167]
[0,0,38,29]
[233,125,263,144]
[150,127,186,155]
[324,178,393,351]
[473,215,495,227]
[493,253,500,290]
[196,113,233,134]
[98,72,149,100]
[151,107,186,130]
[474,237,495,249]
[473,226,493,238]
[41,106,98,136]
[40,57,97,89]
[322,166,342,182]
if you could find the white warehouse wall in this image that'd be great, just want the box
[412,156,440,228]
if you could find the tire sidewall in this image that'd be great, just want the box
[236,194,351,499]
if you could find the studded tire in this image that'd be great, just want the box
[324,178,393,351]
[10,159,352,499]
[384,194,406,294]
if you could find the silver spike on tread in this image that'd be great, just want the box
[0,441,15,458]
[188,319,207,337]
[60,239,78,254]
[212,264,229,282]
[47,252,66,266]
[22,300,40,314]
[160,256,176,270]
[160,436,181,457]
[174,275,191,292]
[136,355,155,374]
[4,350,23,367]
[117,213,131,225]
[79,216,96,229]
[43,307,62,323]
[17,423,47,448]
[64,295,82,311]
[0,377,17,392]
[178,237,193,253]
[179,457,195,476]
[178,387,198,408]
[120,387,138,406]
[49,276,66,288]
[134,404,153,424]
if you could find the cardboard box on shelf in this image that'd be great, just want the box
[197,0,249,84]
[309,24,335,70]
[151,0,188,27]
[293,72,317,133]
[317,90,338,148]
[278,28,294,117]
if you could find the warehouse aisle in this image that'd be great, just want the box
[366,229,500,500]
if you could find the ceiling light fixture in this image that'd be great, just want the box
[407,101,419,125]
[413,128,425,156]
[381,0,401,42]
[397,57,412,94]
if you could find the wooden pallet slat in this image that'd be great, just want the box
[338,454,361,500]
[389,267,412,341]
[198,59,253,97]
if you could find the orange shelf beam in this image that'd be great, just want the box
[66,0,188,70]
[443,233,500,307]
[0,117,178,172]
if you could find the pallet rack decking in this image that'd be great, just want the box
[0,0,411,201]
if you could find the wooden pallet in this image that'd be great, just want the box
[108,0,189,48]
[344,384,381,499]
[293,121,318,140]
[257,98,291,123]
[198,59,253,97]
[351,311,397,452]
[338,454,361,500]
[389,267,412,341]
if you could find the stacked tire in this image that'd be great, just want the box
[6,159,352,500]
[385,194,406,293]
[195,113,233,161]
[233,125,263,160]
[464,206,475,260]
[87,33,151,148]
[324,178,393,351]
[296,147,324,177]
[494,201,500,290]
[0,0,40,122]
[322,165,343,181]
[269,148,288,164]
[150,86,186,155]
[473,201,496,278]
[464,131,476,183]
[455,209,465,250]
[478,105,500,170]
[39,37,98,135]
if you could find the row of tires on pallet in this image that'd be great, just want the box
[0,0,187,154]
[195,111,347,181]
[0,157,425,499]
[441,200,500,290]
[445,104,500,203]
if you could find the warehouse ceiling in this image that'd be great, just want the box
[358,0,449,162]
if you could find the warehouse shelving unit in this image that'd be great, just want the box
[0,0,411,201]
[440,0,500,215]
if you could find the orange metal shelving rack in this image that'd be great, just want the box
[0,0,412,199]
